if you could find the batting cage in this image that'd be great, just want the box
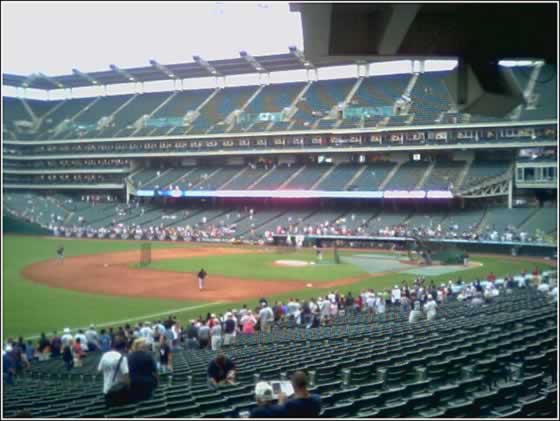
[140,243,152,267]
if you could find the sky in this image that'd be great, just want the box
[3,2,530,100]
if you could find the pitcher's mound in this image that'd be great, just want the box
[274,260,314,267]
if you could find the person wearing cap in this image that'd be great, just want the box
[61,328,73,348]
[207,352,236,388]
[278,371,321,418]
[250,382,286,418]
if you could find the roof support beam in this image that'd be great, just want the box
[35,73,65,89]
[72,68,100,85]
[149,59,177,79]
[288,46,315,69]
[193,55,220,76]
[109,64,137,82]
[240,51,266,73]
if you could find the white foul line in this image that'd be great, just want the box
[21,301,226,341]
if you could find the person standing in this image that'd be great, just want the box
[127,338,159,403]
[197,268,207,291]
[57,245,64,261]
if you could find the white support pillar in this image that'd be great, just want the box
[508,177,513,209]
[314,68,319,81]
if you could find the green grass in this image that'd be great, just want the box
[3,236,200,338]
[3,235,555,340]
[145,250,366,282]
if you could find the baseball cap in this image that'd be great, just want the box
[63,328,70,334]
[255,382,274,401]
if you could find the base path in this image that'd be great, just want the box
[22,247,371,302]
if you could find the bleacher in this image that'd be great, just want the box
[423,161,467,190]
[460,161,511,190]
[4,286,555,418]
[384,161,430,190]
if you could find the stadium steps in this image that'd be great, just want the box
[246,167,277,190]
[474,208,491,235]
[99,94,140,136]
[130,92,177,137]
[268,81,313,130]
[226,84,267,133]
[20,97,38,121]
[191,168,222,189]
[53,97,100,138]
[415,161,436,190]
[311,164,338,190]
[344,166,367,190]
[184,88,222,135]
[63,212,74,225]
[218,167,248,190]
[342,76,365,108]
[515,208,541,231]
[378,162,403,190]
[402,72,420,99]
[455,159,473,190]
[278,166,306,189]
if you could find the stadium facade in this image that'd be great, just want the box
[3,53,557,256]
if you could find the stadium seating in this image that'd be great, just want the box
[384,161,430,190]
[460,161,512,190]
[3,286,556,418]
[423,161,467,190]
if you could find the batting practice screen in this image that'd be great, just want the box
[140,243,152,267]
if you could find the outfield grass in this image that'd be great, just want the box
[3,235,555,340]
[145,250,366,281]
[3,236,199,338]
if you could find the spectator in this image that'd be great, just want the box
[210,319,223,351]
[25,340,36,362]
[207,352,236,388]
[159,336,172,374]
[37,333,50,361]
[127,338,159,403]
[278,371,321,418]
[75,330,88,352]
[72,338,86,367]
[61,328,73,348]
[3,346,15,385]
[97,337,129,403]
[50,331,62,358]
[99,329,112,353]
[223,312,236,346]
[259,302,274,333]
[409,301,423,323]
[538,279,550,293]
[185,321,199,350]
[85,325,99,352]
[241,311,257,335]
[424,296,437,321]
[250,382,286,418]
[198,322,211,349]
[62,344,73,371]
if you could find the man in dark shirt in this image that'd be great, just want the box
[127,339,159,403]
[207,352,236,387]
[278,371,321,418]
[50,331,61,358]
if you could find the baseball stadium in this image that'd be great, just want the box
[2,2,558,419]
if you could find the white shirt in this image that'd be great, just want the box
[259,307,273,324]
[376,297,386,313]
[98,351,129,394]
[425,300,437,317]
[327,293,336,304]
[320,300,331,316]
[61,334,73,348]
[538,283,550,293]
[140,326,154,343]
[409,310,422,323]
[391,288,401,302]
[549,287,557,302]
[74,333,88,351]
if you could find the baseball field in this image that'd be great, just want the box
[3,234,555,339]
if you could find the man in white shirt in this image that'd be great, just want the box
[140,322,154,345]
[375,295,386,314]
[391,286,401,306]
[61,328,73,348]
[409,302,423,323]
[319,297,331,322]
[549,286,557,303]
[97,337,129,397]
[424,297,437,321]
[85,325,99,352]
[366,292,376,314]
[537,281,550,293]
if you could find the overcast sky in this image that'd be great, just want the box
[5,2,533,99]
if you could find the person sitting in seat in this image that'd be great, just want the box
[207,351,236,388]
[250,382,286,418]
[278,371,321,418]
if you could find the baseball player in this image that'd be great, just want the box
[57,245,65,261]
[198,268,207,291]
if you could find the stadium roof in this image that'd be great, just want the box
[2,48,398,90]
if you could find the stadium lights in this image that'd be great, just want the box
[193,55,221,76]
[109,64,137,82]
[149,59,177,79]
[240,51,266,73]
[72,68,99,85]
[289,46,314,69]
